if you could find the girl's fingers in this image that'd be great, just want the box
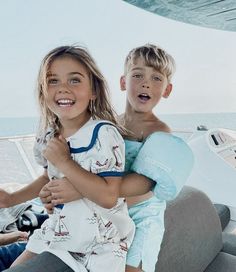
[52,198,64,205]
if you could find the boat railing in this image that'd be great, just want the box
[0,135,39,183]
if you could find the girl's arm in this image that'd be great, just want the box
[0,170,49,208]
[43,136,121,209]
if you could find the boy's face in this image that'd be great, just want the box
[120,58,172,113]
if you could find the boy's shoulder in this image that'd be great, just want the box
[145,118,171,137]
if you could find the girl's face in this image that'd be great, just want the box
[45,56,94,127]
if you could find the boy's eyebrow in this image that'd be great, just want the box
[130,67,145,72]
[46,72,86,78]
[130,67,163,76]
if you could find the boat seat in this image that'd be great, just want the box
[155,186,236,272]
[214,203,231,230]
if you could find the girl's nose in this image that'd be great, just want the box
[58,82,70,93]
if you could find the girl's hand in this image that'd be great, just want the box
[47,178,83,205]
[43,135,71,169]
[0,189,12,208]
[39,184,54,214]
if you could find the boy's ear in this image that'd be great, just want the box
[162,83,172,98]
[120,76,126,91]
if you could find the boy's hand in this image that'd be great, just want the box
[0,231,29,246]
[0,189,12,208]
[39,184,54,214]
[47,178,83,205]
[43,135,71,169]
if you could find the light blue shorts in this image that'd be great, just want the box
[126,196,166,272]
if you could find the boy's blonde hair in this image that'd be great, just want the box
[37,45,121,134]
[124,44,176,82]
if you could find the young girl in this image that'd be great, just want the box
[0,45,135,272]
[39,44,194,272]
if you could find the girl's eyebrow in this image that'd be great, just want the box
[46,72,85,78]
[69,72,85,78]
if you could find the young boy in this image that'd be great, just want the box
[119,44,193,272]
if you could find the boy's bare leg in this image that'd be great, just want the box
[126,264,143,272]
[11,250,37,267]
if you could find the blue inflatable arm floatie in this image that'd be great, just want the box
[130,132,194,201]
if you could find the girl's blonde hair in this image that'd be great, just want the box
[37,45,121,134]
[124,44,176,82]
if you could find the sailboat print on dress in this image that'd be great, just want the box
[55,215,69,237]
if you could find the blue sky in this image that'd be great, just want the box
[0,0,235,117]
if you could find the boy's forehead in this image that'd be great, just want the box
[127,58,161,73]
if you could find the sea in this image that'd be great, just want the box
[0,113,235,137]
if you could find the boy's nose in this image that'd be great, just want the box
[142,83,150,89]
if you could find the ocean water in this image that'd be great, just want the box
[159,112,236,131]
[0,113,235,137]
[0,117,39,137]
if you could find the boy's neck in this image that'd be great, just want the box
[120,103,170,138]
[123,104,156,122]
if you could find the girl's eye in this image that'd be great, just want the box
[47,78,58,85]
[70,78,81,84]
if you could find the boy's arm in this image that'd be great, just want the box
[120,173,154,197]
[0,170,49,208]
[56,159,121,209]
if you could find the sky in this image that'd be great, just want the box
[0,0,235,118]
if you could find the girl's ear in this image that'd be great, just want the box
[162,83,172,98]
[120,76,126,91]
[91,93,97,101]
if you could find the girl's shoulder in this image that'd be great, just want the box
[76,119,118,138]
[68,119,123,152]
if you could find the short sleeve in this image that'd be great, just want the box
[33,136,47,168]
[33,129,54,168]
[89,125,125,177]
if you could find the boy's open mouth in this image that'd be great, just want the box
[138,93,151,101]
[56,99,76,106]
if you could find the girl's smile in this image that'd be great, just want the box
[56,99,76,107]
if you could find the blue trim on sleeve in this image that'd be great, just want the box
[55,204,64,209]
[69,122,115,154]
[97,171,125,177]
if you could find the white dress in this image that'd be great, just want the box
[26,119,135,272]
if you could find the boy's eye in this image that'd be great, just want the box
[133,74,143,79]
[152,76,162,81]
[47,78,58,85]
